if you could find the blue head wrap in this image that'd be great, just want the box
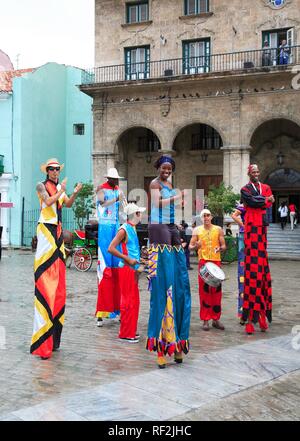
[154,155,175,171]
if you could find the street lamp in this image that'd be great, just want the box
[201,152,208,163]
[276,151,285,166]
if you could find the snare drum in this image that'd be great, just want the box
[199,262,225,287]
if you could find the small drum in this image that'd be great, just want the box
[199,262,225,287]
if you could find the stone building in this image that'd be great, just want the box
[80,0,300,218]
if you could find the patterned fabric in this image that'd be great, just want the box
[237,233,245,317]
[31,180,66,359]
[198,259,222,321]
[242,224,272,324]
[146,245,191,356]
[38,181,65,224]
[96,183,121,319]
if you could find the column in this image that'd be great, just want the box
[222,146,250,193]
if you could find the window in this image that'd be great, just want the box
[138,130,160,152]
[262,28,294,65]
[73,124,85,135]
[126,1,149,24]
[184,0,209,15]
[183,39,210,74]
[191,125,223,150]
[125,46,150,80]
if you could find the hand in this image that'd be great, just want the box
[61,178,67,192]
[196,239,202,249]
[267,195,275,203]
[74,182,83,193]
[126,257,139,267]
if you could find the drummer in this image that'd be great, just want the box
[189,209,226,331]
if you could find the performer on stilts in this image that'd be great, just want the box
[240,164,274,335]
[95,167,125,327]
[146,155,191,369]
[30,158,82,359]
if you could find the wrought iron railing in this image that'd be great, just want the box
[81,45,300,85]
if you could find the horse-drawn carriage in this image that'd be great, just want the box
[64,222,98,272]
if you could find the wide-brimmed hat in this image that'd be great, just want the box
[40,158,64,174]
[104,167,123,179]
[124,203,146,216]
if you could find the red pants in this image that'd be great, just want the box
[198,259,222,321]
[119,266,140,339]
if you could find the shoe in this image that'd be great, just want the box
[212,320,225,331]
[174,352,183,364]
[135,334,140,338]
[96,318,103,327]
[202,321,210,331]
[239,318,246,326]
[258,314,268,332]
[245,323,255,335]
[119,337,139,343]
[40,356,50,360]
[188,267,193,270]
[157,356,166,369]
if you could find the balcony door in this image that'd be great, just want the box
[183,39,210,74]
[125,46,150,80]
[262,28,294,65]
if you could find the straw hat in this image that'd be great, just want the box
[104,167,123,179]
[40,158,64,174]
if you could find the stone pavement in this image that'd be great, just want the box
[0,250,300,421]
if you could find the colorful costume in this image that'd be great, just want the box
[30,179,66,358]
[118,222,140,339]
[240,181,273,325]
[96,182,121,319]
[194,225,223,321]
[236,203,246,317]
[147,181,191,357]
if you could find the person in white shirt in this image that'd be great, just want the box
[278,201,288,230]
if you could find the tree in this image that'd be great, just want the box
[205,182,240,218]
[72,182,95,230]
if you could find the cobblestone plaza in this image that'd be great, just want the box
[0,249,299,421]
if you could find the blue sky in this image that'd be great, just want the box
[0,0,94,69]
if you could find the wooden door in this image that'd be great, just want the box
[196,175,223,196]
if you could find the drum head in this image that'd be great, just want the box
[205,262,225,281]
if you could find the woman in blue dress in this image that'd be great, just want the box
[146,155,191,368]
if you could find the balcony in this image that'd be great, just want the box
[81,45,300,87]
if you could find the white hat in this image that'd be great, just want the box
[40,158,64,174]
[124,203,146,216]
[104,167,123,179]
[200,208,212,218]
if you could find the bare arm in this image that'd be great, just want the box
[216,228,226,253]
[97,188,124,207]
[189,230,201,251]
[108,229,139,267]
[64,182,83,208]
[231,209,244,229]
[36,182,65,207]
[150,179,181,208]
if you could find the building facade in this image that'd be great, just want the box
[80,0,300,218]
[0,61,93,246]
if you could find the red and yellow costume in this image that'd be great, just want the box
[30,179,66,358]
[195,225,222,321]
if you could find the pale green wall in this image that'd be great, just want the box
[8,63,93,246]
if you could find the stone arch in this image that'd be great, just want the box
[246,114,300,148]
[170,119,228,148]
[113,123,163,155]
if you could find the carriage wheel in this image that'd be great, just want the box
[73,248,93,272]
